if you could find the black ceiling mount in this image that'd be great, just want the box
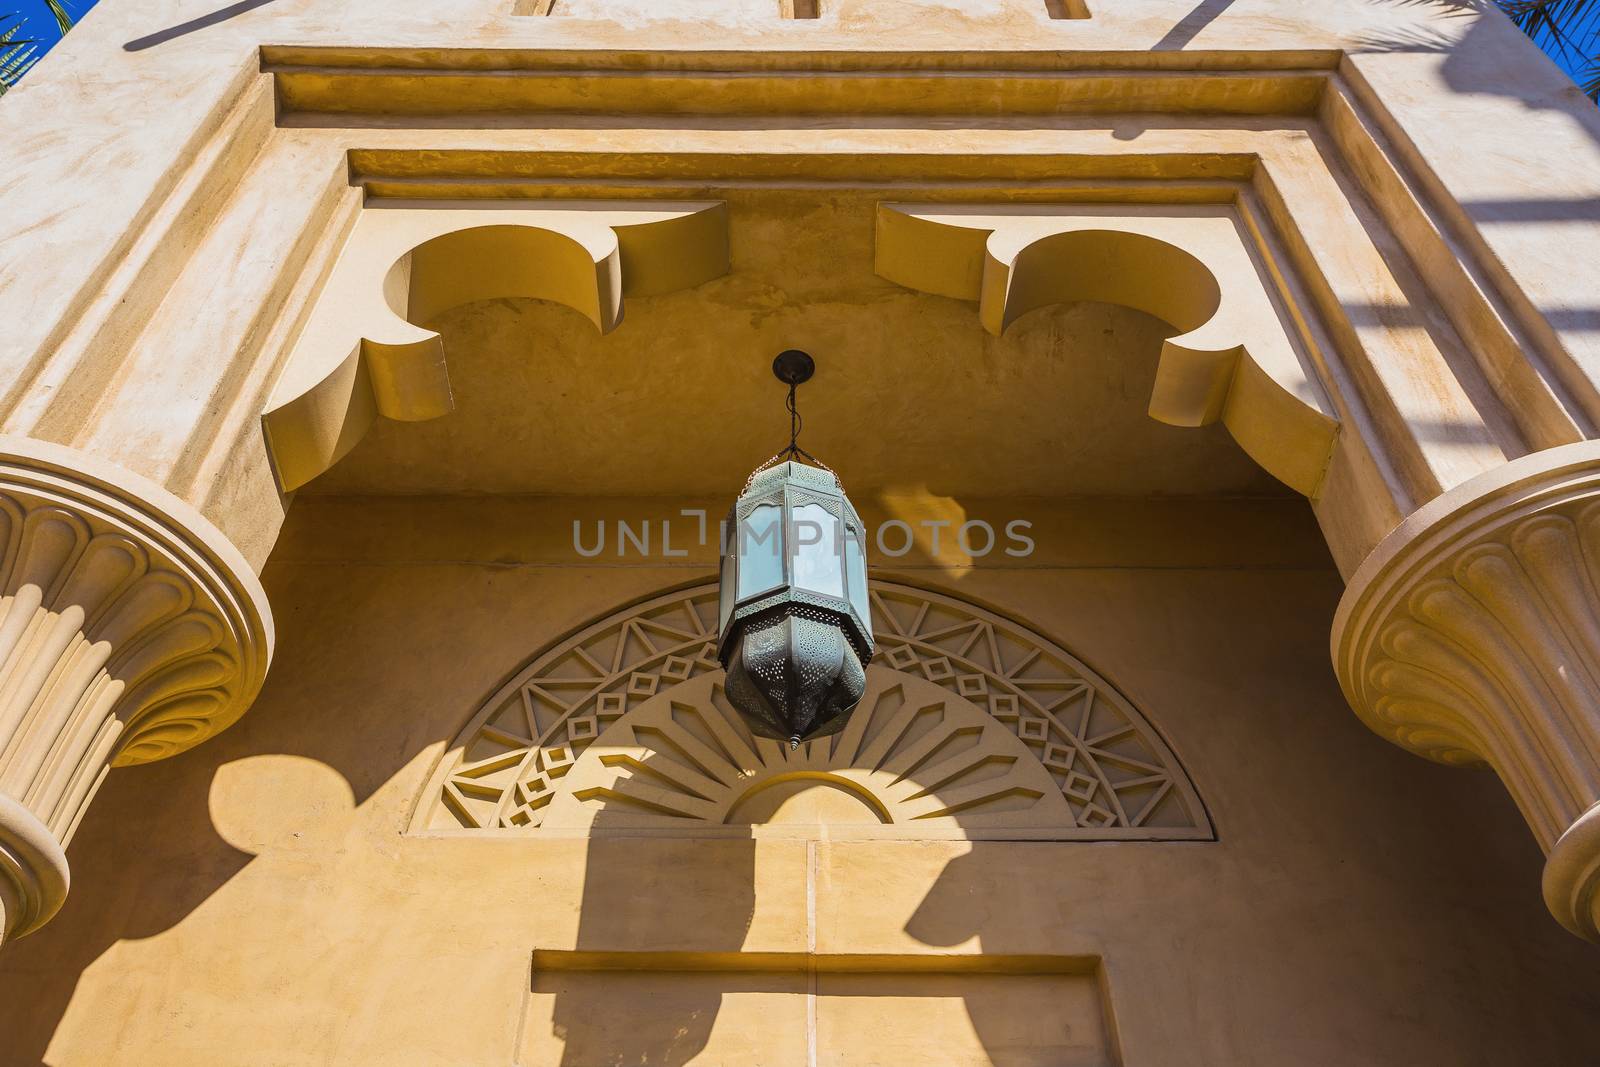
[772,349,815,387]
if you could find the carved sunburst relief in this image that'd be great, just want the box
[411,582,1211,840]
[537,670,1073,834]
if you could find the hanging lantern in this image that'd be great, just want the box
[717,351,874,747]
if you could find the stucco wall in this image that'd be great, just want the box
[0,496,1595,1066]
[1,0,1600,1058]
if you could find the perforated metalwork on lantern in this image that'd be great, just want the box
[717,352,875,747]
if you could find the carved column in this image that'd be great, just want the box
[1334,442,1600,941]
[0,440,270,946]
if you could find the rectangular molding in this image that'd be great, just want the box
[261,48,1337,119]
[521,950,1117,1066]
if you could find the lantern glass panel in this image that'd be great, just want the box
[791,502,844,598]
[737,502,785,599]
[844,521,869,621]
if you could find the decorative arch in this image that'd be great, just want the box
[411,580,1212,840]
[875,203,1340,498]
[261,200,728,491]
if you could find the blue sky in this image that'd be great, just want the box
[5,0,90,46]
[1544,6,1600,87]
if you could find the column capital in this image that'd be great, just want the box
[0,437,271,944]
[1334,441,1600,940]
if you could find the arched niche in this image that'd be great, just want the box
[410,580,1212,841]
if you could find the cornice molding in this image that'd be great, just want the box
[261,49,1340,120]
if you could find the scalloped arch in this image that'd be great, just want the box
[875,203,1340,497]
[262,200,728,492]
[411,580,1212,841]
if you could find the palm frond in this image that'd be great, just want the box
[40,0,71,35]
[1496,0,1600,100]
[0,15,40,96]
[1581,54,1600,96]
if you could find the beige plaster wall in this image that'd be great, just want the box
[0,496,1595,1065]
[5,2,1600,1052]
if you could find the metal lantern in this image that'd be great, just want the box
[717,352,874,746]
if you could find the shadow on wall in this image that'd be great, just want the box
[0,751,256,1066]
[0,741,1061,1066]
[0,520,1010,1064]
[537,740,1085,1065]
[546,825,756,1064]
[1354,3,1600,357]
[123,0,275,52]
[1358,0,1600,113]
[1168,0,1600,129]
[0,549,403,1064]
[1151,0,1238,51]
[0,535,1592,1062]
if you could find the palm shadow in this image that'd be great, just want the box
[1359,0,1600,117]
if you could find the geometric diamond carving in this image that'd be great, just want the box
[957,673,989,698]
[1042,743,1076,773]
[1019,716,1051,743]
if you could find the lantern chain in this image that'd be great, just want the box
[740,376,837,495]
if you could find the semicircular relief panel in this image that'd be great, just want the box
[411,582,1212,840]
